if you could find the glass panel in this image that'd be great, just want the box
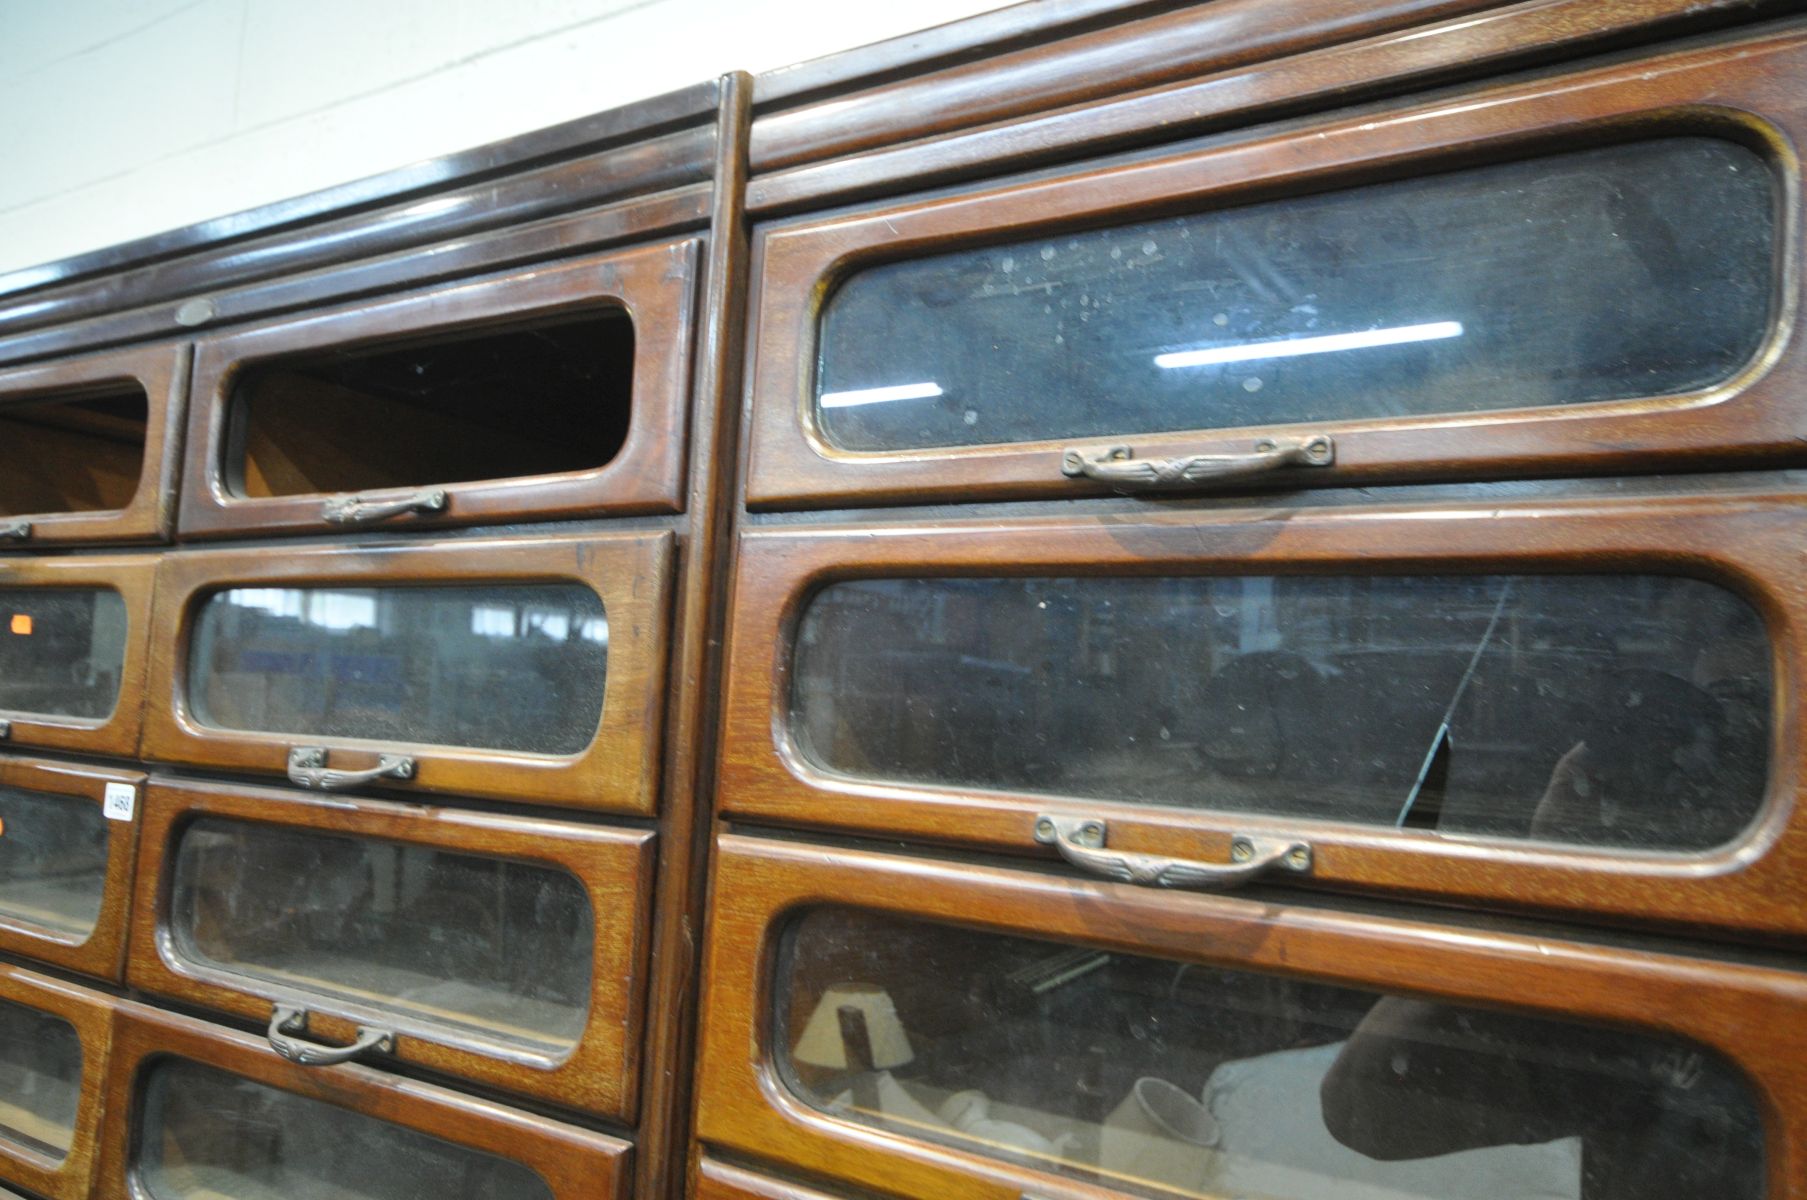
[169,817,593,1051]
[781,909,1762,1200]
[138,1059,553,1200]
[793,574,1770,851]
[188,582,608,755]
[816,138,1776,451]
[0,588,127,721]
[0,786,108,939]
[0,389,148,516]
[228,312,634,498]
[0,998,82,1162]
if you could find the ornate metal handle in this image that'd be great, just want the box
[1034,814,1311,890]
[268,1004,395,1066]
[0,719,10,739]
[0,520,30,540]
[1061,434,1333,492]
[321,487,448,526]
[286,746,416,791]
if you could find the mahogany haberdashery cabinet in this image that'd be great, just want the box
[2,2,1806,1199]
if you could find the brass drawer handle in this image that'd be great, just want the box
[321,487,448,526]
[0,520,30,540]
[268,1004,395,1067]
[286,746,416,791]
[1034,814,1311,890]
[1060,435,1333,491]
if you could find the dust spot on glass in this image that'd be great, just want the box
[1040,246,1056,261]
[1243,377,1264,392]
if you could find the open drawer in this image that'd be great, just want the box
[142,531,672,812]
[721,489,1807,941]
[0,343,188,547]
[744,28,1804,509]
[0,554,156,759]
[0,963,116,1200]
[0,755,141,981]
[127,776,653,1118]
[97,1001,630,1200]
[695,834,1807,1200]
[179,240,699,538]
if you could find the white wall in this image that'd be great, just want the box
[0,0,1011,277]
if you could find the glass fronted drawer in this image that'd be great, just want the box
[99,1003,628,1200]
[695,834,1807,1200]
[745,31,1803,508]
[721,490,1807,940]
[0,555,155,759]
[179,241,699,538]
[0,756,141,981]
[128,777,653,1117]
[0,343,188,547]
[142,531,671,812]
[0,964,116,1200]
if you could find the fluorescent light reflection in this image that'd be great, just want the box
[820,381,944,408]
[1155,321,1463,370]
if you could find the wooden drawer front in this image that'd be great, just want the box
[179,239,699,539]
[143,531,672,813]
[695,835,1807,1200]
[0,756,141,982]
[127,777,654,1118]
[0,964,116,1200]
[720,491,1807,940]
[0,343,188,547]
[98,1002,629,1200]
[746,30,1804,509]
[0,555,156,759]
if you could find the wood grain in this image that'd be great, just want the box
[140,531,673,814]
[0,963,118,1200]
[692,834,1807,1200]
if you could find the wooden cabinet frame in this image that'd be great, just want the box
[719,490,1807,940]
[95,1001,631,1200]
[0,342,189,546]
[0,755,142,981]
[142,531,672,813]
[693,834,1807,1200]
[0,964,117,1200]
[744,29,1805,509]
[126,776,654,1118]
[0,554,156,759]
[178,239,701,538]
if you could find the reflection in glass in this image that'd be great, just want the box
[780,910,1762,1200]
[138,1059,553,1200]
[816,138,1775,451]
[794,574,1770,851]
[188,583,608,755]
[0,786,108,939]
[0,588,127,721]
[169,818,593,1051]
[0,999,82,1162]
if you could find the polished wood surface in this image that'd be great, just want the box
[693,834,1807,1200]
[697,1156,848,1200]
[126,776,654,1118]
[140,531,673,813]
[745,27,1807,508]
[749,0,1515,173]
[0,342,188,545]
[180,241,701,538]
[748,0,1786,213]
[94,999,632,1200]
[717,490,1807,941]
[0,80,719,348]
[0,963,117,1200]
[0,553,156,759]
[0,754,143,982]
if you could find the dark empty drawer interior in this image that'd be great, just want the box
[0,389,148,518]
[224,310,635,498]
